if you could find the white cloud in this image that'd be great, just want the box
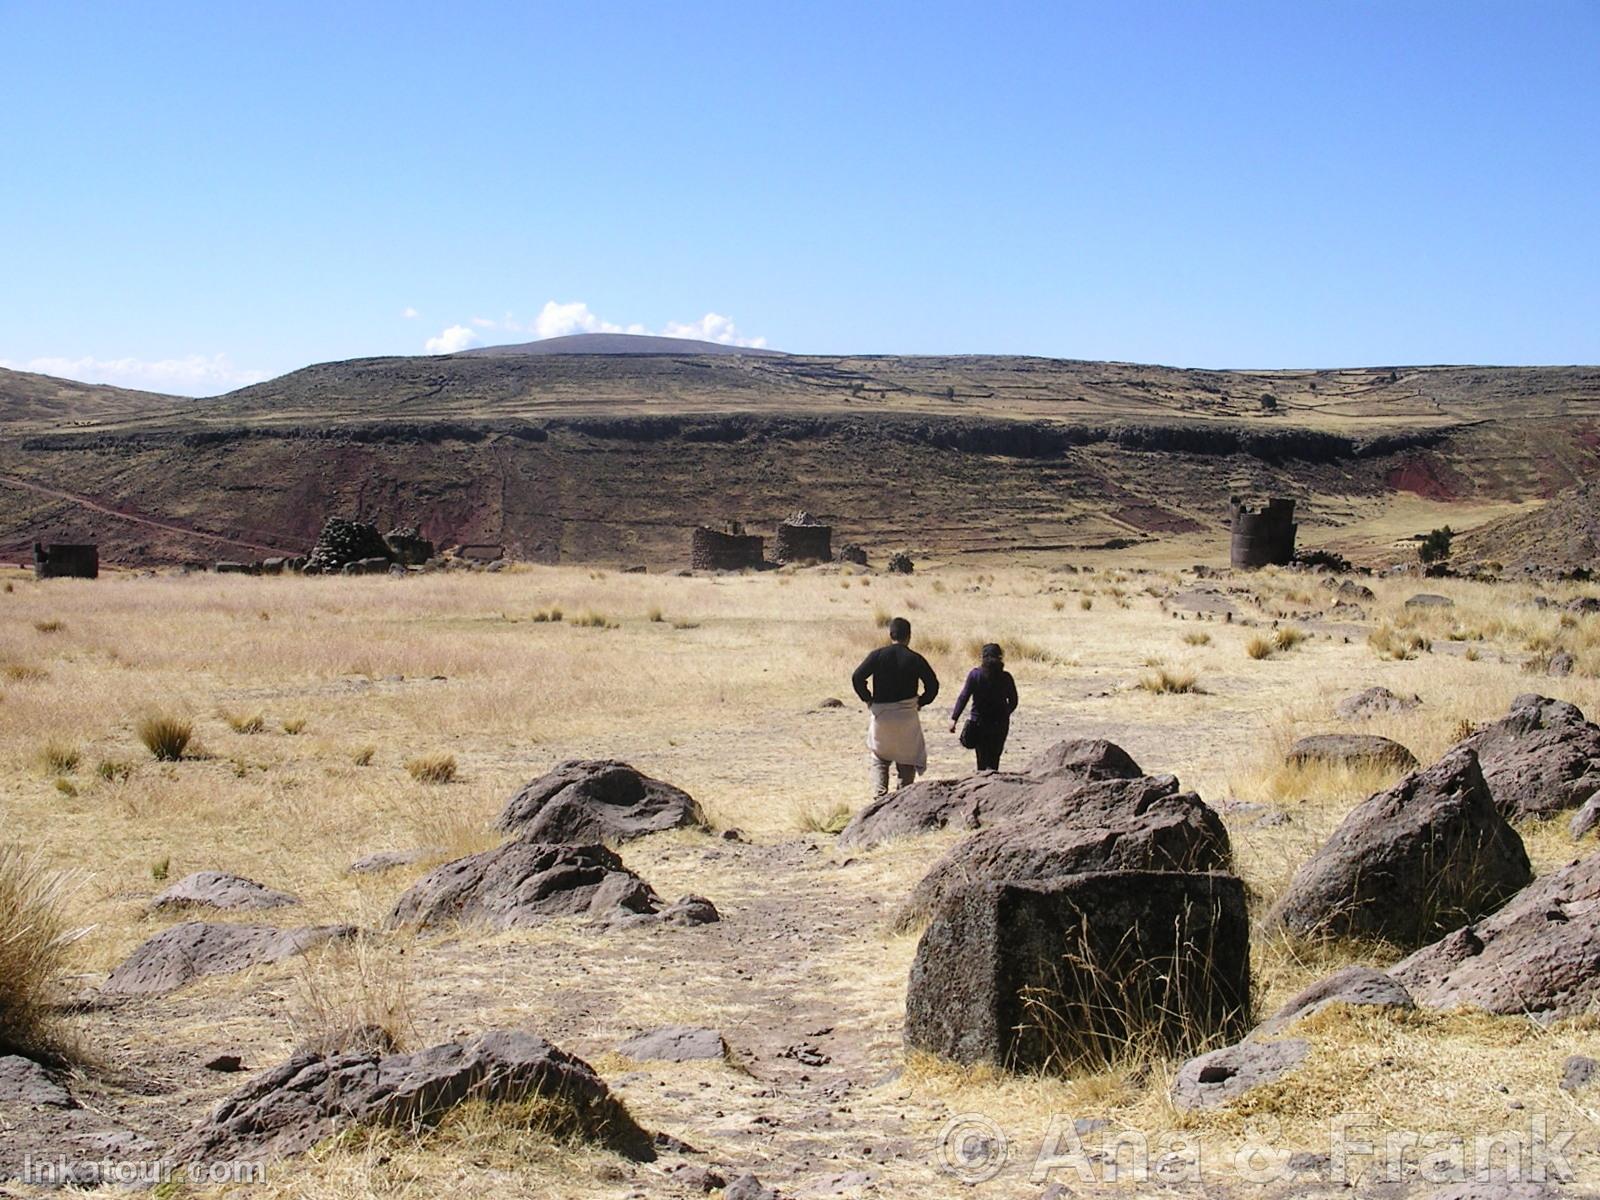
[661,312,767,349]
[401,306,420,319]
[0,353,269,397]
[424,324,480,354]
[531,300,644,339]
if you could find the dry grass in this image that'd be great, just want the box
[135,713,192,761]
[37,739,80,774]
[405,752,458,785]
[4,565,1600,1195]
[1245,633,1275,660]
[225,711,266,734]
[1137,666,1200,694]
[0,845,77,1059]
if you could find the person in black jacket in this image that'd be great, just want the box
[851,617,940,798]
[948,642,1019,771]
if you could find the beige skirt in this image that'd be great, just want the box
[867,698,927,771]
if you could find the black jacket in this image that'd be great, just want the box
[852,643,940,707]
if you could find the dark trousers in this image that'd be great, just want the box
[970,722,1010,772]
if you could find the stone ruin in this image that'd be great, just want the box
[33,542,98,579]
[384,526,435,566]
[773,510,832,564]
[690,523,765,571]
[1228,496,1297,569]
[836,543,868,566]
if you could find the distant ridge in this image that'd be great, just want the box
[461,332,784,357]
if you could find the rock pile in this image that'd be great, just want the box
[886,552,914,574]
[302,518,393,574]
[383,526,434,565]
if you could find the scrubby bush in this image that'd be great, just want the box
[1138,667,1200,694]
[137,714,192,761]
[0,845,75,1058]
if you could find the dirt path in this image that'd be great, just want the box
[0,472,283,555]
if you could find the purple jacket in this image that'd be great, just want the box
[950,666,1018,727]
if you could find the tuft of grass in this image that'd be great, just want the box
[0,844,77,1059]
[1246,634,1276,660]
[529,607,564,623]
[281,716,308,735]
[1079,596,1093,611]
[96,759,133,782]
[38,741,80,775]
[567,611,619,630]
[1274,626,1308,652]
[795,801,853,834]
[290,940,415,1057]
[33,620,64,634]
[1182,630,1212,647]
[406,752,458,785]
[225,711,266,734]
[1137,666,1200,694]
[670,619,700,630]
[136,714,192,761]
[151,856,170,882]
[647,605,665,623]
[4,664,48,682]
[353,744,376,767]
[54,779,77,797]
[1369,624,1431,661]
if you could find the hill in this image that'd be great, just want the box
[0,365,192,426]
[2,353,1598,567]
[463,332,785,357]
[1455,481,1600,576]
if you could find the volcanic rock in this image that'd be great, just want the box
[1334,686,1422,721]
[103,922,357,996]
[1454,694,1600,820]
[150,871,299,912]
[616,1027,728,1062]
[493,760,706,844]
[1286,733,1418,771]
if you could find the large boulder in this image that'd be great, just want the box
[173,1029,653,1163]
[1267,748,1530,947]
[387,841,661,931]
[0,1055,76,1108]
[1391,851,1600,1018]
[1286,733,1418,772]
[899,774,1231,926]
[836,739,1144,849]
[103,923,356,996]
[1455,694,1600,820]
[493,760,706,844]
[905,871,1250,1072]
[150,871,299,912]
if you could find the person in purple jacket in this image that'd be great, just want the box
[948,642,1019,772]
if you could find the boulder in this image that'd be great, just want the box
[0,1055,76,1108]
[1170,1038,1308,1111]
[1267,748,1531,947]
[905,871,1250,1071]
[1286,733,1418,771]
[150,871,299,912]
[837,738,1144,849]
[1022,737,1144,781]
[173,1029,653,1164]
[387,841,662,931]
[1560,1054,1598,1093]
[899,774,1231,926]
[1390,851,1600,1018]
[1252,965,1414,1039]
[346,848,439,876]
[836,544,868,567]
[342,556,391,575]
[886,552,914,575]
[616,1027,728,1062]
[1455,694,1600,820]
[493,760,706,844]
[1334,686,1422,721]
[1406,593,1455,609]
[103,922,357,996]
[383,526,434,566]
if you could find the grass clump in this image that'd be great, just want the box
[1245,634,1275,660]
[1137,667,1200,695]
[353,744,376,767]
[0,844,77,1059]
[225,711,266,734]
[568,611,619,630]
[136,714,192,761]
[33,620,64,634]
[1273,626,1307,652]
[530,607,564,623]
[96,759,133,782]
[4,664,47,683]
[1369,624,1431,661]
[282,716,308,735]
[406,753,458,785]
[796,801,853,834]
[38,741,80,775]
[1181,630,1212,647]
[647,605,665,623]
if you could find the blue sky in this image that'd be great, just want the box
[1,1,1596,395]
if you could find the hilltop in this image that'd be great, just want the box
[1,353,1597,567]
[463,332,785,357]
